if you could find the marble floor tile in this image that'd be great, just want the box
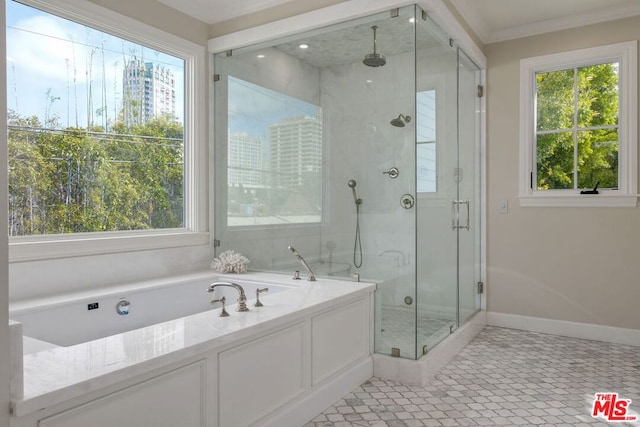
[305,327,640,427]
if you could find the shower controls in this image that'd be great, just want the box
[400,194,414,209]
[404,296,413,305]
[116,300,130,316]
[383,167,399,179]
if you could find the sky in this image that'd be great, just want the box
[6,0,185,129]
[228,76,321,143]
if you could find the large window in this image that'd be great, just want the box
[6,0,206,261]
[519,41,637,207]
[226,77,322,226]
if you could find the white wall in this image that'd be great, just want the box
[319,50,417,294]
[486,16,640,330]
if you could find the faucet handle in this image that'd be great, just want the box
[210,296,230,317]
[254,287,269,307]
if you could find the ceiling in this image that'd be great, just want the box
[158,0,640,44]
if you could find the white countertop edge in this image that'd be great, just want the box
[12,276,375,417]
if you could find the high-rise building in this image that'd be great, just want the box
[228,132,264,187]
[269,116,322,188]
[123,60,176,124]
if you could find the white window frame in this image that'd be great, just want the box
[518,41,638,207]
[8,0,208,262]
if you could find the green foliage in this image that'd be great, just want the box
[8,111,184,236]
[535,63,619,190]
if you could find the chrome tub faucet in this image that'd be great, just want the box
[207,281,249,312]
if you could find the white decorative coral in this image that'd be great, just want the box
[210,250,250,273]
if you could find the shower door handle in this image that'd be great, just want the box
[451,200,470,231]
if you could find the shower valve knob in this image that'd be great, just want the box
[401,194,415,209]
[383,167,399,179]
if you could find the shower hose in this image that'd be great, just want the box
[353,202,362,268]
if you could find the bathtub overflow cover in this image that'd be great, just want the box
[116,300,130,315]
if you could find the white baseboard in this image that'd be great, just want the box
[487,312,640,347]
[261,357,373,427]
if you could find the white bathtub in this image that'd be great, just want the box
[9,271,375,425]
[9,272,296,349]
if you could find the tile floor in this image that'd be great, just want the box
[306,326,640,426]
[377,307,454,357]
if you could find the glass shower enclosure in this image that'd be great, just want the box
[213,5,482,360]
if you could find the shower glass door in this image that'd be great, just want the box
[414,11,471,355]
[457,49,482,325]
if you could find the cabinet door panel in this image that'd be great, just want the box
[218,323,306,427]
[39,361,205,427]
[312,299,368,384]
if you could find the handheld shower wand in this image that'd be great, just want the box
[347,180,363,268]
[288,246,316,281]
[348,180,362,205]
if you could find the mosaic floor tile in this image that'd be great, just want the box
[304,326,640,427]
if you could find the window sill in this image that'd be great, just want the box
[518,193,639,208]
[9,230,210,263]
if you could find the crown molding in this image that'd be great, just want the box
[490,2,640,43]
[451,0,640,45]
[449,0,489,44]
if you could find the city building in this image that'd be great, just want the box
[122,59,176,124]
[268,116,322,188]
[227,132,263,187]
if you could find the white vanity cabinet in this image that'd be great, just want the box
[10,291,373,427]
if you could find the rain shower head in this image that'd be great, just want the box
[363,26,386,67]
[390,114,411,127]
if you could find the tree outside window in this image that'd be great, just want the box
[535,62,619,191]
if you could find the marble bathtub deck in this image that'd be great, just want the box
[307,326,640,426]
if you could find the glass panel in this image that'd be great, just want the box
[577,129,619,189]
[214,6,419,359]
[577,63,619,128]
[415,11,458,355]
[226,77,322,226]
[536,132,574,189]
[457,49,481,327]
[536,69,574,131]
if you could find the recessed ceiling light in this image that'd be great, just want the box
[366,79,373,84]
[299,43,309,49]
[257,54,265,59]
[409,17,415,23]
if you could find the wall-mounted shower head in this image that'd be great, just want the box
[348,180,362,205]
[390,114,411,127]
[363,26,386,67]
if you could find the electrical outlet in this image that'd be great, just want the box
[498,199,508,214]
